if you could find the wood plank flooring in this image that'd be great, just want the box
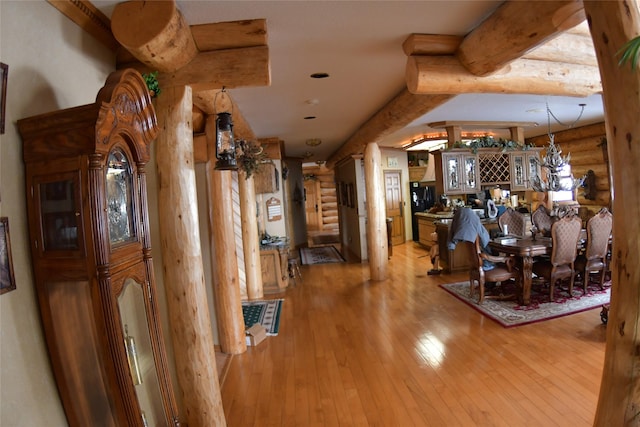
[221,242,606,426]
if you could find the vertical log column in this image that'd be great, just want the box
[155,86,225,427]
[206,117,247,354]
[584,2,640,426]
[364,143,388,281]
[238,169,264,300]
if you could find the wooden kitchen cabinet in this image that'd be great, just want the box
[260,245,289,293]
[434,150,479,195]
[417,216,437,248]
[18,70,180,427]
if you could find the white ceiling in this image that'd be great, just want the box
[95,1,604,162]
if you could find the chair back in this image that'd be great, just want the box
[463,237,483,271]
[585,208,613,261]
[498,207,526,236]
[550,215,583,267]
[532,204,555,236]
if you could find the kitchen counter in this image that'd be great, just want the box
[414,211,454,219]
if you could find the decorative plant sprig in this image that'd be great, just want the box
[451,136,533,153]
[618,36,640,70]
[236,139,266,179]
[142,71,161,97]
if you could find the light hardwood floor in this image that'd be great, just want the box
[221,242,606,426]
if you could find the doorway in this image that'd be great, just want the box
[384,170,405,246]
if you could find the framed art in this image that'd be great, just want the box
[0,62,7,134]
[1,217,16,294]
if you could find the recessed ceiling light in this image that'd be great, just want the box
[304,116,316,120]
[305,98,320,105]
[306,138,322,146]
[310,72,330,79]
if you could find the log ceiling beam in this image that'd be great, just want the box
[325,90,454,169]
[406,55,601,97]
[456,0,586,76]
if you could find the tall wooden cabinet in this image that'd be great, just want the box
[18,70,180,426]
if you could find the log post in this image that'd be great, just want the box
[364,143,388,281]
[238,169,264,300]
[111,0,198,72]
[585,2,640,425]
[155,86,225,427]
[205,116,247,354]
[445,125,461,147]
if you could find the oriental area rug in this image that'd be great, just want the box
[440,280,610,328]
[241,299,284,336]
[300,245,345,265]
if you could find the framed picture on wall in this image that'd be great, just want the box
[1,217,16,295]
[0,62,7,135]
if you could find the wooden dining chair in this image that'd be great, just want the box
[463,237,518,304]
[575,208,613,292]
[532,215,583,301]
[498,207,526,237]
[531,204,556,237]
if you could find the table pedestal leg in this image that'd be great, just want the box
[521,256,534,305]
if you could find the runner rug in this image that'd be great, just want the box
[300,245,345,265]
[241,299,284,335]
[440,280,610,328]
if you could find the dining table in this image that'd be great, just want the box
[488,236,553,305]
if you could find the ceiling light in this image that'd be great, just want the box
[310,72,329,79]
[305,98,320,105]
[305,138,322,146]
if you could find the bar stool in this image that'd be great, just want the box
[288,255,302,285]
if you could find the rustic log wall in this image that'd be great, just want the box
[526,122,610,216]
[303,165,339,233]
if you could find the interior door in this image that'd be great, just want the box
[384,171,405,246]
[304,179,321,232]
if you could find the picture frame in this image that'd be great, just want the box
[0,62,7,135]
[1,217,16,295]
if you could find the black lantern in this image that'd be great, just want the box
[215,111,238,170]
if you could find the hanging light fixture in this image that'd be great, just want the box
[530,102,585,193]
[214,88,238,170]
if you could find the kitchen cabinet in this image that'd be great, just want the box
[435,148,543,195]
[434,150,479,195]
[510,151,541,191]
[260,245,289,293]
[18,70,180,427]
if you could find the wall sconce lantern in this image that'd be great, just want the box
[215,111,238,170]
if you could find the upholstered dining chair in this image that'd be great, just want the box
[532,215,583,301]
[498,207,527,237]
[463,237,519,304]
[531,204,556,237]
[574,208,613,293]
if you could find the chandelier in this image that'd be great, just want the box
[530,102,585,193]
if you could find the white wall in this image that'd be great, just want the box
[0,2,114,425]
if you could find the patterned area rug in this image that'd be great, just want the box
[242,299,284,335]
[300,245,345,265]
[440,280,610,328]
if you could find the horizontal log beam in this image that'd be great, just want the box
[402,34,462,56]
[428,121,538,129]
[406,56,601,97]
[192,90,255,141]
[457,0,586,76]
[523,32,597,66]
[191,19,267,51]
[119,46,271,91]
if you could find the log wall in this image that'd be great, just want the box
[303,165,339,233]
[526,122,610,217]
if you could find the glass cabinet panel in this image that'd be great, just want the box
[39,179,80,251]
[445,156,460,192]
[464,156,478,190]
[527,153,540,188]
[106,149,136,245]
[119,278,166,427]
[512,155,526,189]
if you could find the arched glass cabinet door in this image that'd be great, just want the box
[106,148,136,245]
[119,278,166,427]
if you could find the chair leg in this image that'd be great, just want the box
[549,279,555,302]
[599,268,606,289]
[568,272,575,297]
[478,279,485,305]
[583,267,589,294]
